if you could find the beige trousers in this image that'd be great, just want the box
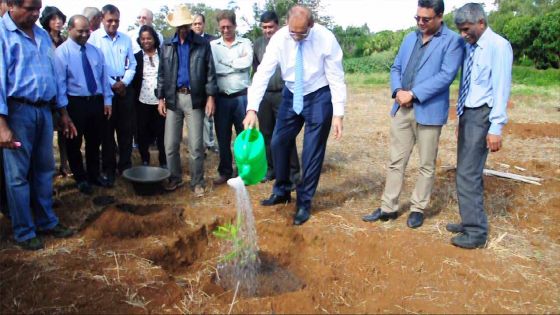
[381,107,442,213]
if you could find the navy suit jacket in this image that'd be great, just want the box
[390,24,464,125]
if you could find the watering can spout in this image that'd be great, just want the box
[227,176,244,188]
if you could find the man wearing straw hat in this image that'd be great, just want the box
[157,4,217,196]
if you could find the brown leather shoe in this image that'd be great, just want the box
[213,175,230,186]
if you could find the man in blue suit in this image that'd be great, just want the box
[363,0,463,228]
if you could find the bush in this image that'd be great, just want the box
[343,51,396,73]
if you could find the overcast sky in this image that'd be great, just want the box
[42,0,496,33]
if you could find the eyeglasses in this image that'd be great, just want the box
[414,15,436,23]
[289,29,310,40]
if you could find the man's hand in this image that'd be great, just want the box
[205,96,215,117]
[58,109,77,139]
[0,116,18,149]
[487,134,502,152]
[332,116,343,140]
[158,99,167,117]
[243,110,258,130]
[104,105,112,120]
[395,90,413,107]
[111,81,126,97]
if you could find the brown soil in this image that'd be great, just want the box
[0,88,559,313]
[504,122,560,139]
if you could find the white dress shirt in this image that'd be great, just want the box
[247,23,346,116]
[463,27,512,135]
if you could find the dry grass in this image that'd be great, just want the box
[1,83,558,314]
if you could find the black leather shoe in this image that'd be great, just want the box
[77,181,93,195]
[362,208,398,222]
[261,193,291,206]
[407,211,424,229]
[16,237,43,251]
[41,223,75,238]
[446,223,464,233]
[293,207,310,225]
[451,233,486,249]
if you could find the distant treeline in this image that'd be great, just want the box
[334,0,559,70]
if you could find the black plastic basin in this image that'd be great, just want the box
[122,166,170,196]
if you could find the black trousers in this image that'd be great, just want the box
[102,86,135,175]
[257,91,300,180]
[136,101,166,166]
[66,95,104,182]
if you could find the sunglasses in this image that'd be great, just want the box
[414,15,436,23]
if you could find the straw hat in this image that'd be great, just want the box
[166,4,194,27]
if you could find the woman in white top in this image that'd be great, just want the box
[132,25,166,167]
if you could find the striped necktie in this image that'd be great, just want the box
[457,44,477,117]
[293,41,304,115]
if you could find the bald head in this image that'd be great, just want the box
[137,8,153,26]
[287,5,314,41]
[68,15,91,46]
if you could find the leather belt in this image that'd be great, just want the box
[218,89,247,98]
[68,94,103,102]
[8,96,56,107]
[177,87,191,95]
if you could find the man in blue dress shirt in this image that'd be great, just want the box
[0,0,77,250]
[448,3,513,249]
[88,4,136,186]
[55,15,113,194]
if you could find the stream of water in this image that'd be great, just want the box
[216,177,261,296]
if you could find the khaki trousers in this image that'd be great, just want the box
[381,107,442,213]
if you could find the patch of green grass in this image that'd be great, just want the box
[512,66,560,87]
[346,72,389,88]
[344,59,559,96]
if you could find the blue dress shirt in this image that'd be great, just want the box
[0,13,59,115]
[88,28,137,87]
[462,27,512,135]
[55,39,113,106]
[172,33,191,88]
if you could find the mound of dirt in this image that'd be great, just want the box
[82,205,185,239]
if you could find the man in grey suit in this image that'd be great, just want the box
[362,0,463,229]
[448,3,512,249]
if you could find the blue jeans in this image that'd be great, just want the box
[3,103,58,242]
[214,94,246,178]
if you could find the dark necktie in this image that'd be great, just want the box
[81,45,98,95]
[457,44,477,116]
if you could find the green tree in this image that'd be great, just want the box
[527,10,560,68]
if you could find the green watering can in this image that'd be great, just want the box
[233,128,267,185]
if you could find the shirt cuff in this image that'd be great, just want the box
[247,103,259,113]
[333,102,344,117]
[488,123,503,136]
[104,96,113,105]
